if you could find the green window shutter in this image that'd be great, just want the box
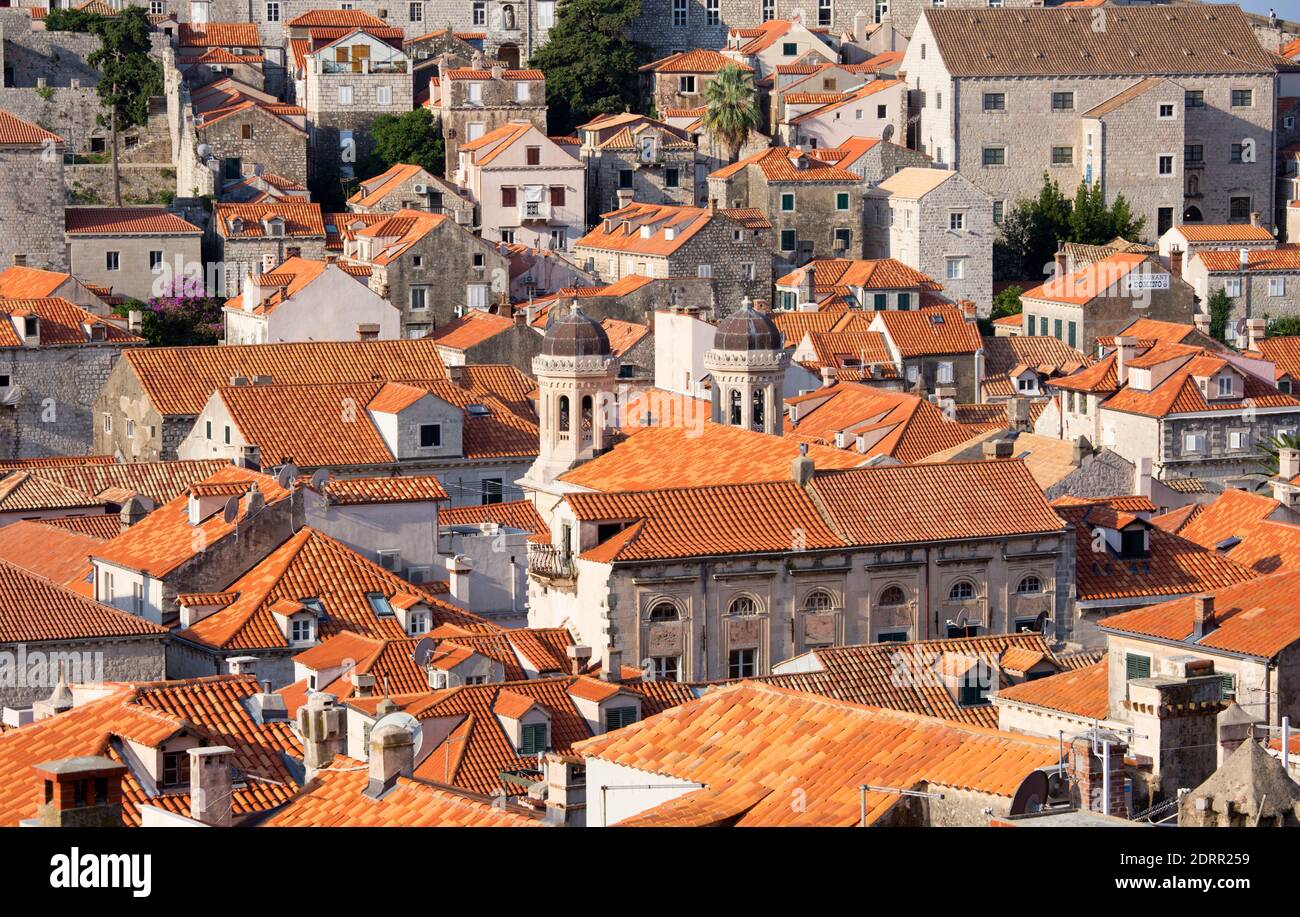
[520,722,548,754]
[1219,674,1235,700]
[1125,653,1151,680]
[836,192,849,210]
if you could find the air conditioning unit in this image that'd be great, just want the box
[414,183,428,194]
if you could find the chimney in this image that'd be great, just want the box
[616,188,634,208]
[297,692,344,778]
[1136,456,1153,500]
[1071,435,1093,465]
[236,443,260,471]
[1113,335,1136,386]
[1193,593,1215,639]
[981,438,1013,460]
[1053,247,1069,278]
[1279,447,1300,481]
[364,722,415,798]
[445,554,474,606]
[820,364,836,387]
[188,746,234,827]
[566,644,592,676]
[491,62,505,80]
[791,442,815,486]
[600,645,622,682]
[1239,247,1249,269]
[118,497,149,532]
[1194,312,1211,335]
[853,10,867,38]
[1005,396,1030,432]
[32,757,127,828]
[128,309,143,332]
[353,673,377,698]
[709,197,718,212]
[1068,733,1129,818]
[1217,702,1255,765]
[798,267,815,305]
[1249,211,1260,228]
[227,655,258,677]
[1168,245,1182,280]
[247,679,287,725]
[1246,317,1266,352]
[245,484,264,516]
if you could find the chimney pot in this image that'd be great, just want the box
[1194,593,1215,638]
[365,723,415,798]
[188,745,235,827]
[1113,335,1136,386]
[1279,448,1300,482]
[600,645,622,682]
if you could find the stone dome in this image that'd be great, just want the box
[714,298,784,352]
[541,301,612,357]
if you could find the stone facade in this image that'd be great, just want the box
[433,63,546,180]
[0,340,143,459]
[0,139,66,272]
[903,12,1278,233]
[583,126,699,218]
[196,103,310,187]
[0,635,167,710]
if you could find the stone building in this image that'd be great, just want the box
[902,7,1279,232]
[722,18,839,80]
[864,166,994,312]
[0,297,144,459]
[191,79,310,188]
[64,207,203,301]
[816,135,932,184]
[709,146,864,266]
[346,161,475,225]
[782,78,906,150]
[1182,248,1300,335]
[341,208,512,336]
[573,201,772,318]
[211,201,328,295]
[0,109,66,272]
[430,57,546,180]
[302,29,413,187]
[868,304,983,403]
[91,337,448,461]
[639,49,752,116]
[578,112,698,218]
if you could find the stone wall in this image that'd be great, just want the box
[218,236,329,296]
[586,147,697,218]
[196,105,310,187]
[0,342,144,459]
[0,635,167,710]
[0,142,66,271]
[306,68,413,185]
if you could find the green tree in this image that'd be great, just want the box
[112,279,224,347]
[1068,179,1145,245]
[1254,430,1300,482]
[991,285,1023,321]
[86,8,163,206]
[993,173,1071,280]
[1266,315,1300,338]
[42,7,107,32]
[1205,288,1232,344]
[701,64,762,163]
[530,0,647,135]
[361,107,446,178]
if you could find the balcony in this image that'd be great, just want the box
[519,200,551,223]
[527,542,576,582]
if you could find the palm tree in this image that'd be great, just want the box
[701,64,762,164]
[1252,430,1300,484]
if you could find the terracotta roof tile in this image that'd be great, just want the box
[871,305,980,357]
[177,22,260,47]
[427,310,516,350]
[440,500,545,535]
[0,298,143,347]
[1197,248,1300,273]
[710,147,859,183]
[1022,252,1148,306]
[214,202,324,238]
[307,474,449,505]
[64,207,200,236]
[36,514,124,541]
[576,202,739,257]
[0,520,104,584]
[640,49,750,73]
[0,109,63,146]
[995,660,1109,720]
[0,555,164,643]
[575,681,1059,826]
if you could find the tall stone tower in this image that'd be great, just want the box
[523,301,620,488]
[704,297,789,435]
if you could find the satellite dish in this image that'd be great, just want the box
[309,468,330,491]
[1009,769,1050,815]
[275,464,296,488]
[222,496,239,523]
[881,123,894,142]
[411,636,437,668]
[372,711,423,761]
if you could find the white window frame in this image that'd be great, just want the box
[265,1,280,21]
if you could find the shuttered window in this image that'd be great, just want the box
[1125,653,1151,680]
[520,722,548,754]
[604,706,638,731]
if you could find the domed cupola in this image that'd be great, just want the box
[713,297,784,352]
[542,301,612,358]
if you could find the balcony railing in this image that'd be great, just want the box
[528,542,576,580]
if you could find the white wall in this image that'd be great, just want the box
[584,757,697,827]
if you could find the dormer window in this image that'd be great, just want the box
[162,750,191,788]
[1216,375,1233,398]
[1119,528,1148,558]
[519,721,548,754]
[290,617,313,643]
[367,593,395,617]
[407,610,428,635]
[23,315,38,339]
[604,705,638,730]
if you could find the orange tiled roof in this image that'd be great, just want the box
[37,514,123,541]
[0,298,143,347]
[640,48,750,73]
[1059,502,1257,602]
[91,466,293,577]
[352,209,462,265]
[1197,248,1300,273]
[175,527,489,651]
[1175,223,1276,243]
[710,147,859,183]
[306,474,449,506]
[576,202,759,257]
[0,556,164,643]
[427,310,516,351]
[0,471,107,514]
[788,78,903,125]
[994,660,1109,720]
[346,162,427,208]
[0,110,63,146]
[777,258,940,292]
[177,22,260,47]
[1253,336,1300,383]
[574,681,1060,826]
[559,422,866,493]
[443,67,544,80]
[455,121,538,167]
[262,763,538,827]
[285,9,387,27]
[440,500,544,535]
[18,459,228,508]
[0,676,300,826]
[982,335,1091,379]
[871,305,980,357]
[0,519,105,584]
[1100,568,1300,659]
[64,207,200,236]
[0,266,74,300]
[214,202,324,238]
[1167,489,1300,576]
[1022,253,1148,306]
[601,318,649,356]
[119,338,448,417]
[1102,349,1300,419]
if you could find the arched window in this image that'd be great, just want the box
[1182,204,1203,223]
[751,390,765,429]
[948,581,975,601]
[729,389,742,425]
[648,601,678,622]
[803,590,834,612]
[878,585,905,606]
[1016,575,1043,595]
[557,395,570,432]
[728,596,759,616]
[581,395,594,436]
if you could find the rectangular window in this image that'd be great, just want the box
[1229,196,1251,222]
[1039,316,1048,336]
[539,1,555,27]
[1054,318,1063,340]
[409,1,423,21]
[780,192,795,212]
[482,478,503,505]
[1158,103,1175,119]
[1125,653,1151,681]
[377,85,394,106]
[937,361,954,384]
[1231,89,1253,108]
[291,618,312,642]
[1051,91,1074,111]
[472,1,486,25]
[835,192,850,211]
[728,648,756,679]
[1185,90,1204,109]
[948,211,964,230]
[223,425,231,445]
[501,186,517,207]
[833,228,851,250]
[1269,277,1285,297]
[1229,430,1247,450]
[106,251,120,271]
[1217,376,1233,397]
[265,1,280,21]
[338,85,353,105]
[983,92,1005,111]
[1184,144,1204,166]
[706,0,719,24]
[1158,155,1173,176]
[672,0,687,26]
[149,250,163,271]
[818,0,831,26]
[525,145,541,166]
[420,423,441,448]
[520,722,548,754]
[946,257,964,280]
[651,656,679,682]
[665,167,679,188]
[205,420,212,440]
[604,706,638,730]
[1184,432,1206,452]
[678,74,696,94]
[550,185,566,207]
[1051,146,1073,165]
[982,147,1005,167]
[874,293,887,310]
[779,229,796,251]
[1230,143,1246,164]
[1224,278,1242,297]
[762,0,774,19]
[618,169,633,190]
[1068,321,1077,349]
[162,752,190,788]
[411,287,428,310]
[993,201,1004,223]
[896,292,911,310]
[782,42,798,56]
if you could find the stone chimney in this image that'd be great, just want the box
[1126,658,1221,796]
[297,692,345,778]
[1279,447,1300,481]
[364,722,415,798]
[118,496,149,533]
[982,438,1013,460]
[445,554,474,606]
[1113,335,1136,386]
[616,188,634,208]
[600,645,622,682]
[236,443,260,471]
[227,655,258,677]
[1239,247,1249,269]
[798,266,815,305]
[1068,733,1128,818]
[1193,594,1215,639]
[1053,247,1069,278]
[566,645,592,676]
[820,364,836,387]
[1168,245,1183,280]
[1071,436,1093,465]
[1249,211,1261,228]
[1005,396,1030,432]
[188,746,234,827]
[33,757,127,827]
[1136,455,1153,500]
[791,442,815,486]
[1217,702,1255,766]
[1245,317,1266,352]
[1194,312,1211,335]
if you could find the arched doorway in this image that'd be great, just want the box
[1182,205,1203,223]
[496,42,520,69]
